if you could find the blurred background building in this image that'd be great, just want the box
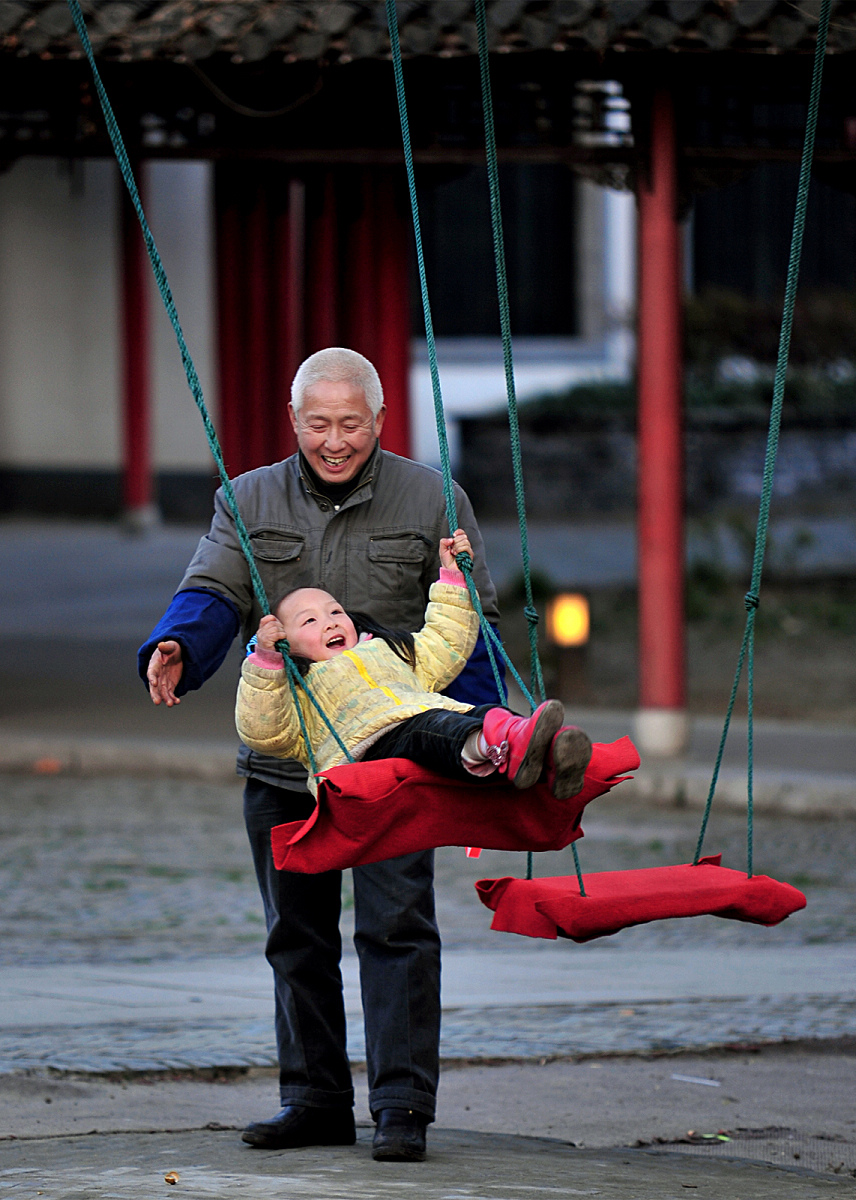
[1,0,852,523]
[0,128,636,516]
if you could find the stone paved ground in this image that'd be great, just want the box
[6,999,856,1075]
[2,773,852,967]
[2,771,855,1075]
[3,1129,854,1200]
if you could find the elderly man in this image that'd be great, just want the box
[139,348,501,1162]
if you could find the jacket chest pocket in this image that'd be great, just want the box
[368,535,429,608]
[250,532,306,600]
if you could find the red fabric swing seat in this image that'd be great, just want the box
[475,854,806,942]
[270,736,640,874]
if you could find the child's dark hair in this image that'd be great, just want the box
[271,590,415,676]
[349,612,416,672]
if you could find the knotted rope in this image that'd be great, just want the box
[694,0,831,874]
[66,0,354,774]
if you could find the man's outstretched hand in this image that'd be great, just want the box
[147,640,184,706]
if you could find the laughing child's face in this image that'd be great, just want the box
[275,588,359,662]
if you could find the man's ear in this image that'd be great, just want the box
[288,403,299,433]
[373,405,387,439]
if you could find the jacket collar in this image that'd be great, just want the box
[298,442,380,512]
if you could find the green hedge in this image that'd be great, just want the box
[513,373,856,432]
[501,287,856,432]
[685,288,856,367]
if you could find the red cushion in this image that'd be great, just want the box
[271,736,640,874]
[475,856,807,942]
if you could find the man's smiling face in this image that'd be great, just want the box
[275,588,358,662]
[290,379,385,486]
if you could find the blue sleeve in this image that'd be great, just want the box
[443,624,507,706]
[137,587,241,696]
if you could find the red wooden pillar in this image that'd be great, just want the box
[245,179,272,471]
[373,172,411,458]
[635,88,688,757]
[120,169,156,525]
[273,177,305,459]
[307,171,339,354]
[344,170,378,366]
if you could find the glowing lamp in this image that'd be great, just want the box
[547,593,589,648]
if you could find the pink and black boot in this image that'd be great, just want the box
[545,726,593,800]
[481,700,564,790]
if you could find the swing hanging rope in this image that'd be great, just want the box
[65,0,354,777]
[473,0,546,710]
[693,0,831,877]
[385,0,585,888]
[474,0,586,887]
[390,0,832,890]
[67,0,538,781]
[384,0,541,715]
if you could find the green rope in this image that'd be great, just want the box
[386,6,570,886]
[66,0,354,775]
[694,0,831,875]
[474,0,546,709]
[71,0,542,792]
[473,0,567,889]
[570,842,586,897]
[385,0,537,713]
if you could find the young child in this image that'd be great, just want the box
[236,531,592,798]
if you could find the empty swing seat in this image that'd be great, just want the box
[270,736,640,874]
[475,854,807,942]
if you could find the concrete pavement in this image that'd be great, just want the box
[4,1126,856,1200]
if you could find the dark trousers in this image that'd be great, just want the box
[362,704,493,777]
[244,778,442,1121]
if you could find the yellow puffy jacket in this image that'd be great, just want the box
[235,577,479,790]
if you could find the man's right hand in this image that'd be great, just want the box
[147,640,184,706]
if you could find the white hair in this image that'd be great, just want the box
[291,348,384,417]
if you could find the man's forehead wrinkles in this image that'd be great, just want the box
[301,410,369,422]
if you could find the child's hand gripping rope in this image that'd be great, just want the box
[256,614,289,655]
[439,529,473,571]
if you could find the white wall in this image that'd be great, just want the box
[603,185,637,370]
[0,158,120,468]
[145,160,218,470]
[0,156,217,474]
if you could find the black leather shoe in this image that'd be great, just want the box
[371,1108,428,1162]
[241,1105,356,1149]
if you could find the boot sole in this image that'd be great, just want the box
[372,1141,427,1162]
[511,699,564,790]
[242,1130,356,1148]
[550,728,593,800]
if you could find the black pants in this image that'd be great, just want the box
[244,779,442,1121]
[362,704,494,778]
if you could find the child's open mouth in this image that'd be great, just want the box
[326,635,346,649]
